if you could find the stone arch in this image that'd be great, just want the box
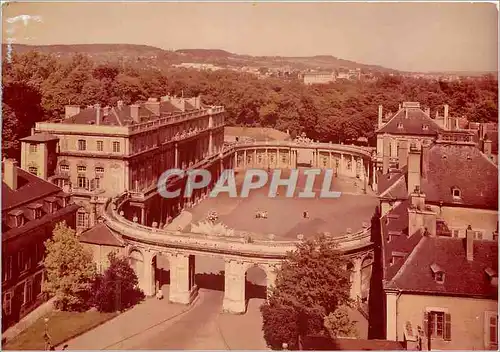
[244,263,268,303]
[128,248,145,286]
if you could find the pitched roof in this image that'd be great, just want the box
[376,107,444,136]
[2,167,62,210]
[377,167,408,199]
[387,236,498,299]
[79,223,124,247]
[421,143,498,209]
[19,133,59,143]
[380,200,425,281]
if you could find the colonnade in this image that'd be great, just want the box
[128,245,280,314]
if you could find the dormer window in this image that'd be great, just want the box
[430,263,445,284]
[422,124,429,131]
[452,187,461,199]
[60,164,70,172]
[44,197,57,214]
[28,203,43,220]
[398,122,404,129]
[8,209,24,228]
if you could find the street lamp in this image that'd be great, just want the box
[43,317,52,350]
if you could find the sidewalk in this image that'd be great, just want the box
[59,289,195,350]
[3,296,56,342]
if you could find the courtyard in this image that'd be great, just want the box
[188,168,378,240]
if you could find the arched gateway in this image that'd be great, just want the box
[100,141,376,314]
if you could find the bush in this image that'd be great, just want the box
[92,252,144,312]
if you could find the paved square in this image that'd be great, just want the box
[189,169,378,240]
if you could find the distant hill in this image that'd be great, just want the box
[2,43,397,73]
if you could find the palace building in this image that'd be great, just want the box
[375,130,498,349]
[2,159,79,331]
[20,95,225,232]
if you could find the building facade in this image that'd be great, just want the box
[375,130,498,349]
[302,72,336,85]
[20,95,225,232]
[2,159,79,331]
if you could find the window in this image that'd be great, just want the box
[26,280,33,303]
[60,164,70,172]
[424,311,451,340]
[452,187,461,199]
[28,167,38,176]
[3,292,12,315]
[18,249,30,272]
[77,176,88,189]
[96,140,104,151]
[452,229,460,238]
[36,243,44,264]
[95,167,104,174]
[422,124,429,131]
[398,122,404,129]
[77,165,86,173]
[77,212,88,228]
[78,140,87,151]
[112,141,120,153]
[29,143,37,153]
[2,256,12,282]
[487,313,498,347]
[474,231,483,240]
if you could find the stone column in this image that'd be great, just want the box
[234,151,238,170]
[223,259,247,314]
[351,155,356,177]
[329,152,332,169]
[140,207,145,225]
[243,150,247,168]
[289,149,292,169]
[209,131,213,155]
[169,253,198,305]
[350,257,362,302]
[340,154,344,175]
[266,265,278,299]
[142,250,156,297]
[174,143,179,168]
[276,149,279,168]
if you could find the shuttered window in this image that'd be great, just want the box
[424,311,451,340]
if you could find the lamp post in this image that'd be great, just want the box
[43,317,52,350]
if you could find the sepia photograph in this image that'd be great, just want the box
[1,1,498,350]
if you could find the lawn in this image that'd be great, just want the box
[3,310,118,350]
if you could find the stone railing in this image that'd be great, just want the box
[102,195,372,258]
[128,106,224,134]
[232,140,374,158]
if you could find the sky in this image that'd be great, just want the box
[2,1,498,73]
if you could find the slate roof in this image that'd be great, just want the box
[2,163,80,241]
[79,223,124,247]
[377,167,407,199]
[387,236,498,299]
[376,107,444,136]
[421,143,498,209]
[19,133,59,143]
[62,99,197,126]
[380,200,425,281]
[2,167,62,210]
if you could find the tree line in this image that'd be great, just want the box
[3,51,498,159]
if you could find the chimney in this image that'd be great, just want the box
[130,104,140,123]
[65,105,81,119]
[95,104,101,125]
[196,95,202,109]
[103,106,110,116]
[421,140,431,179]
[466,225,474,261]
[398,139,409,169]
[3,158,18,190]
[117,100,124,109]
[444,104,449,119]
[454,117,459,130]
[425,107,430,116]
[145,98,160,117]
[483,139,492,158]
[378,105,383,128]
[398,103,402,110]
[382,135,391,174]
[407,144,421,195]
